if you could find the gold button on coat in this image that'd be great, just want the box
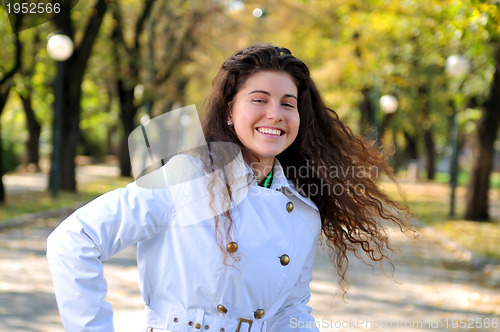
[189,321,193,326]
[173,317,179,323]
[254,309,265,319]
[280,254,290,266]
[195,323,201,329]
[286,201,294,213]
[226,242,238,253]
[204,326,210,330]
[217,304,228,314]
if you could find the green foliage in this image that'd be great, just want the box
[1,93,26,170]
[0,0,498,183]
[383,179,500,261]
[80,78,117,160]
[0,6,17,78]
[186,0,499,168]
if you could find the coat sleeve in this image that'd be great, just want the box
[46,167,176,332]
[267,236,320,332]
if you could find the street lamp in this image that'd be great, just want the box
[47,34,74,61]
[380,94,399,114]
[446,55,470,77]
[47,33,74,197]
[445,54,470,217]
[252,8,264,18]
[375,93,399,144]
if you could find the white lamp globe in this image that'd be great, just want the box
[140,114,150,125]
[380,94,399,114]
[253,8,263,17]
[445,55,470,77]
[134,84,144,99]
[47,34,74,61]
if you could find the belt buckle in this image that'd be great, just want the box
[236,318,253,332]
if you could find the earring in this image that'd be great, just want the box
[227,120,233,125]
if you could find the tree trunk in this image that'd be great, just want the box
[0,134,4,203]
[418,86,436,180]
[58,66,81,191]
[107,124,118,157]
[0,20,21,203]
[378,112,394,141]
[465,47,500,221]
[51,0,108,192]
[0,90,10,203]
[117,80,138,177]
[423,130,435,180]
[359,87,376,140]
[392,130,403,173]
[465,133,493,221]
[111,1,153,178]
[20,93,41,171]
[403,131,418,161]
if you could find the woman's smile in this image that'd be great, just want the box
[255,126,286,136]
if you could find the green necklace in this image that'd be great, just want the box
[261,168,274,188]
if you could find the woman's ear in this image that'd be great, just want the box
[226,100,234,124]
[227,102,233,120]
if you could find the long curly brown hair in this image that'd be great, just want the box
[201,44,410,291]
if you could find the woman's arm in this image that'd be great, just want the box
[46,168,175,332]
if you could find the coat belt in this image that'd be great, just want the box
[146,306,266,332]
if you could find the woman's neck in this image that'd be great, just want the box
[249,157,275,183]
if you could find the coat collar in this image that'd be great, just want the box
[162,151,319,225]
[236,157,319,212]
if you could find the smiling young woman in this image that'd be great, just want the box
[203,43,410,310]
[47,44,410,332]
[228,70,300,183]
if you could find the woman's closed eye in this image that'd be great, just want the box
[252,99,267,104]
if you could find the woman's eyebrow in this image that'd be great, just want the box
[248,90,271,96]
[248,90,297,100]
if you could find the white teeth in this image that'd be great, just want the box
[258,128,282,136]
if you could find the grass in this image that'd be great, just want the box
[382,179,500,262]
[426,171,500,189]
[0,176,132,222]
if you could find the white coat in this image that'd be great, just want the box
[46,152,322,332]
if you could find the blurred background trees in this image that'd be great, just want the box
[0,0,499,220]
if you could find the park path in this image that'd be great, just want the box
[0,218,499,331]
[0,165,499,331]
[2,162,121,195]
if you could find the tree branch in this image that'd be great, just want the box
[0,18,22,85]
[112,1,131,55]
[134,0,157,52]
[75,0,108,72]
[154,10,199,84]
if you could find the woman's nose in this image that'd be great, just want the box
[266,101,284,121]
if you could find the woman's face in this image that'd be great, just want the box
[228,70,300,164]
